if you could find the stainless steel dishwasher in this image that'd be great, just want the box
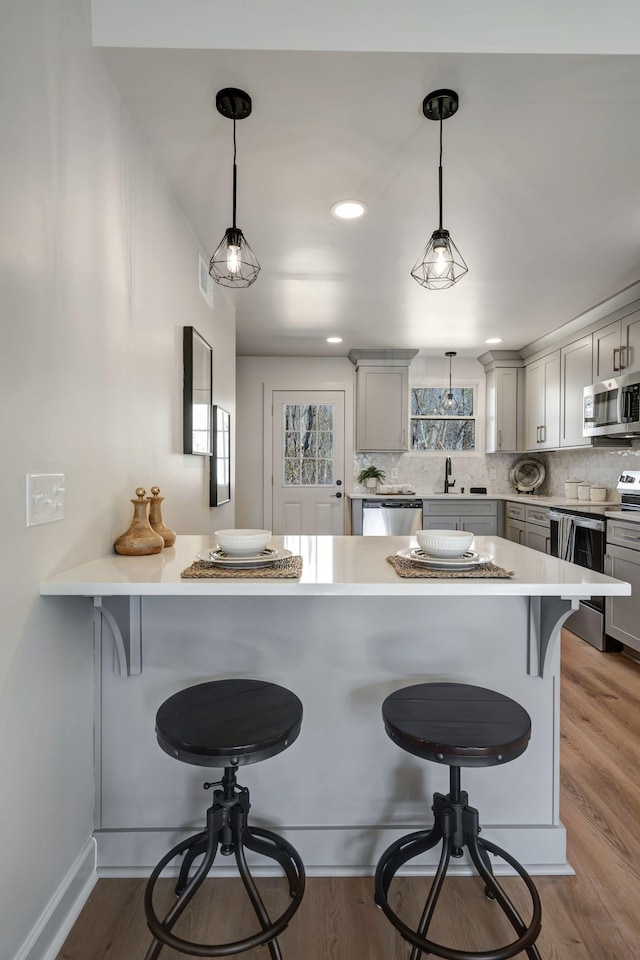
[362,499,423,536]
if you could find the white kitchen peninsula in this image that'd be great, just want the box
[40,536,630,879]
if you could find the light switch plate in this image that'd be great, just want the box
[26,473,65,526]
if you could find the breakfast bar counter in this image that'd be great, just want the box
[40,536,630,878]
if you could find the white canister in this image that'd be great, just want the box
[577,483,592,501]
[590,484,607,502]
[564,478,583,499]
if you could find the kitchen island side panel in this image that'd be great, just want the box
[96,594,563,873]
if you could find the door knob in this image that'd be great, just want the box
[330,492,342,499]
[336,479,342,485]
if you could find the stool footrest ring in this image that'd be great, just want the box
[144,778,305,959]
[374,790,542,960]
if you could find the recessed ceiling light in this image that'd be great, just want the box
[486,338,503,344]
[330,200,367,220]
[327,337,343,344]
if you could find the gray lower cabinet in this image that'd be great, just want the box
[422,499,499,536]
[605,519,640,653]
[504,501,550,553]
[505,517,525,545]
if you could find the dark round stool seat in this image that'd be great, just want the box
[155,678,303,768]
[382,682,531,768]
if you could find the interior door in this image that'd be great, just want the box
[272,390,345,535]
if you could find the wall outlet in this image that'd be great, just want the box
[390,468,399,479]
[489,467,498,481]
[26,473,65,526]
[198,254,214,308]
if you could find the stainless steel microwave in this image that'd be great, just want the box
[583,370,640,437]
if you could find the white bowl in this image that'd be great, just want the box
[416,529,474,558]
[214,529,272,557]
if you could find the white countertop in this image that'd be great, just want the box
[348,491,620,515]
[39,535,631,598]
[604,510,640,523]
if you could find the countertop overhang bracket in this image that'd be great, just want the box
[528,596,580,677]
[93,596,142,677]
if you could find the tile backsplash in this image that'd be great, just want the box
[353,452,520,495]
[353,442,640,500]
[539,444,640,498]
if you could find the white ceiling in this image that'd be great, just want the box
[96,29,640,358]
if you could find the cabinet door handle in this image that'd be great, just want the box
[402,427,407,447]
[536,426,540,443]
[620,345,627,370]
[540,423,545,443]
[604,554,612,575]
[498,429,502,450]
[613,347,620,372]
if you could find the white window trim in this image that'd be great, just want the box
[409,378,484,455]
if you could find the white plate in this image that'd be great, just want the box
[196,548,292,569]
[396,547,494,570]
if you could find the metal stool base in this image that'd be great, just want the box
[374,768,543,960]
[144,767,305,959]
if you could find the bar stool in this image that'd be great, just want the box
[144,678,305,960]
[374,682,542,960]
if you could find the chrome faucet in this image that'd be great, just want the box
[444,457,455,493]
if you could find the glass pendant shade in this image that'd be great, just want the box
[411,228,468,290]
[209,226,260,288]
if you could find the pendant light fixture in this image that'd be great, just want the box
[443,351,457,411]
[209,88,260,289]
[411,89,468,290]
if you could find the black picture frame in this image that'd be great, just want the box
[210,406,231,506]
[183,326,213,455]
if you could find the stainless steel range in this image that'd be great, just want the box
[617,469,640,510]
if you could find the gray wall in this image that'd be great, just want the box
[0,3,235,957]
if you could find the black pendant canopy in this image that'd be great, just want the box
[209,87,260,289]
[411,89,468,291]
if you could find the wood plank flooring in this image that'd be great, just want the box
[56,631,640,960]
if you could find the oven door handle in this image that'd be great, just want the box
[572,517,606,532]
[549,511,605,532]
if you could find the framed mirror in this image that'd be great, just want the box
[210,406,231,506]
[183,326,213,455]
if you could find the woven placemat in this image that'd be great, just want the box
[387,555,514,579]
[181,556,303,579]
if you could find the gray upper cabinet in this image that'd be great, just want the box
[524,350,560,450]
[355,365,409,452]
[560,335,593,448]
[485,367,521,452]
[479,351,523,453]
[593,310,640,380]
[350,349,417,453]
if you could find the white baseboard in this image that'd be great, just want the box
[95,823,572,877]
[13,839,97,960]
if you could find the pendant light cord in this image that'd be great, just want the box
[438,107,444,231]
[232,115,237,229]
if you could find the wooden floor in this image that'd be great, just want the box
[56,631,640,960]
